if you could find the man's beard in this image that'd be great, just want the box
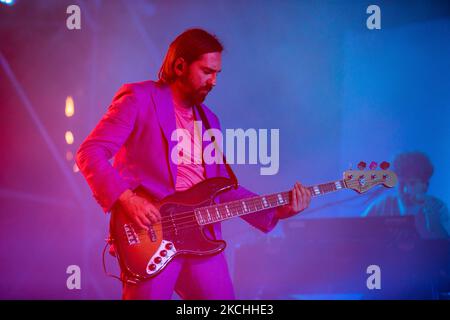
[180,72,213,105]
[191,86,212,105]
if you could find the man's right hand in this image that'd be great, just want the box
[117,189,161,231]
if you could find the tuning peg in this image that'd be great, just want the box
[357,161,366,170]
[369,161,378,170]
[380,161,390,170]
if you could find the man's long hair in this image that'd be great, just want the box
[158,28,223,84]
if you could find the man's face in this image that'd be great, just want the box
[179,52,222,105]
[398,178,428,206]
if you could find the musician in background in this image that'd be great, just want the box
[362,151,449,239]
[76,28,311,300]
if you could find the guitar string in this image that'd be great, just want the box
[137,172,391,225]
[141,195,288,234]
[153,179,380,225]
[131,179,381,234]
[155,192,291,224]
[154,180,340,223]
[130,180,382,236]
[144,182,350,234]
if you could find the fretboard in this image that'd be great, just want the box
[194,180,347,225]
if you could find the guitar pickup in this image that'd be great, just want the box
[123,224,140,245]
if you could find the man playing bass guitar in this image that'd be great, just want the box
[76,28,311,300]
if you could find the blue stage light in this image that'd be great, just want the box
[0,0,15,6]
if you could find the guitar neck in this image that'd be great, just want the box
[195,179,347,226]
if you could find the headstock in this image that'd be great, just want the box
[343,161,398,193]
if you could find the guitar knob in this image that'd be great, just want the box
[357,161,366,170]
[148,264,156,271]
[380,161,390,170]
[369,161,378,170]
[160,250,167,257]
[154,256,162,264]
[165,243,173,250]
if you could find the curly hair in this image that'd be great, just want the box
[393,151,434,183]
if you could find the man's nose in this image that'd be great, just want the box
[208,74,217,87]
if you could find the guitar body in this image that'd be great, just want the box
[110,177,233,283]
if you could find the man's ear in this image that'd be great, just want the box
[174,57,186,77]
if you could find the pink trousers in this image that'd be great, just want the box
[122,252,235,300]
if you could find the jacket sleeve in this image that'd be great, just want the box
[216,184,279,233]
[76,84,139,213]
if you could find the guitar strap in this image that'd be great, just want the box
[195,104,239,189]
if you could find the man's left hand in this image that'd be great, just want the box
[276,181,312,219]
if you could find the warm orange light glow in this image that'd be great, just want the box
[65,96,75,117]
[65,131,74,145]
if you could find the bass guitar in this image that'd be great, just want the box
[110,162,397,283]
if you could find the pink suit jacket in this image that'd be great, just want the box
[76,80,278,239]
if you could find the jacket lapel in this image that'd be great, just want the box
[152,84,220,185]
[152,84,178,188]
